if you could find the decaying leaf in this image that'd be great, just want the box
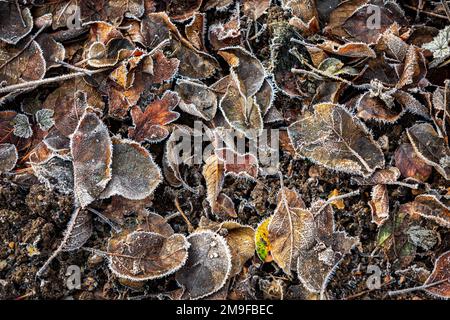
[167,0,202,22]
[176,230,232,300]
[0,1,33,45]
[203,154,225,213]
[101,137,162,200]
[268,186,314,274]
[31,156,74,195]
[0,143,18,173]
[407,123,450,180]
[424,251,450,299]
[215,148,259,180]
[175,78,218,121]
[108,231,189,281]
[242,0,271,20]
[369,184,389,226]
[255,216,273,263]
[71,108,112,208]
[288,103,385,177]
[296,200,359,294]
[128,91,180,143]
[401,194,450,228]
[395,143,432,182]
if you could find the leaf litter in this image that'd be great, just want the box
[0,0,448,301]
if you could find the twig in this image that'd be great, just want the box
[386,181,419,189]
[388,278,449,297]
[149,39,171,56]
[0,68,109,94]
[317,190,361,214]
[15,0,26,28]
[55,59,95,76]
[174,197,194,233]
[403,4,449,20]
[441,0,450,21]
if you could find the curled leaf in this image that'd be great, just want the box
[369,184,389,227]
[394,143,432,182]
[424,251,450,299]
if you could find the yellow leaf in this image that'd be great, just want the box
[255,216,273,263]
[328,189,345,210]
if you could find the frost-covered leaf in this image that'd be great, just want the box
[268,187,314,275]
[13,114,32,139]
[185,13,206,51]
[422,26,450,60]
[176,230,232,300]
[0,2,33,45]
[242,0,271,20]
[71,108,112,208]
[101,137,162,200]
[145,50,180,85]
[128,91,180,143]
[219,46,266,98]
[394,143,432,182]
[369,184,389,226]
[296,201,359,294]
[108,231,189,281]
[35,109,55,131]
[219,80,263,139]
[31,156,74,195]
[215,148,259,180]
[402,194,450,228]
[203,154,225,212]
[255,216,273,263]
[167,0,202,22]
[407,123,450,180]
[36,33,65,70]
[175,78,217,121]
[288,103,385,177]
[424,251,450,299]
[0,143,18,173]
[199,218,255,276]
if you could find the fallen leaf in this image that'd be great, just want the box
[101,137,162,200]
[407,123,450,180]
[176,230,232,299]
[328,189,345,210]
[242,0,271,20]
[288,103,385,177]
[0,143,18,173]
[128,91,180,143]
[215,148,259,180]
[402,194,450,228]
[185,13,206,51]
[369,184,389,226]
[175,78,218,121]
[167,0,202,22]
[424,251,450,299]
[108,231,189,281]
[395,143,432,182]
[268,186,314,275]
[71,107,112,208]
[0,2,33,45]
[255,216,273,263]
[31,156,74,195]
[203,153,225,213]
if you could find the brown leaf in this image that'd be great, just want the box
[0,2,33,45]
[268,187,314,275]
[108,231,189,281]
[215,147,259,180]
[101,137,162,200]
[242,0,271,20]
[203,153,225,213]
[407,123,450,180]
[218,46,266,98]
[0,143,18,173]
[288,103,385,177]
[36,34,66,70]
[394,143,432,182]
[167,0,202,22]
[145,50,180,85]
[175,78,217,121]
[208,8,241,51]
[317,41,376,58]
[369,184,389,226]
[356,92,404,123]
[185,13,206,51]
[402,194,450,228]
[213,193,238,219]
[128,91,180,143]
[175,230,232,299]
[71,108,112,208]
[424,251,450,299]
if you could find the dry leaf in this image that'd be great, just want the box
[128,91,180,143]
[185,13,206,51]
[31,156,74,195]
[0,143,18,173]
[175,78,218,121]
[394,143,432,182]
[407,123,450,180]
[203,154,225,213]
[268,187,314,275]
[242,0,271,20]
[215,148,259,180]
[424,251,450,299]
[167,0,202,22]
[369,184,389,226]
[0,2,33,45]
[402,194,450,228]
[328,189,345,210]
[108,231,189,281]
[101,137,162,200]
[288,103,385,177]
[176,230,232,300]
[71,107,112,208]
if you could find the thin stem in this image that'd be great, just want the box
[174,197,194,233]
[386,181,419,189]
[0,68,109,94]
[403,4,449,19]
[388,278,449,296]
[317,190,361,214]
[55,59,95,76]
[441,0,450,21]
[87,207,122,233]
